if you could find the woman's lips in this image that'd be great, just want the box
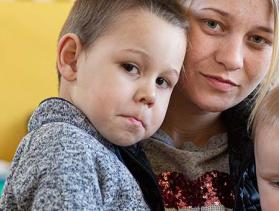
[201,73,239,92]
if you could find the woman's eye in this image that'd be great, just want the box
[250,35,268,45]
[204,19,221,31]
[248,35,272,49]
[121,63,139,74]
[156,77,169,89]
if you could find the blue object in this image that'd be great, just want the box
[0,177,5,196]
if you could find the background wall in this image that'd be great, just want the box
[0,1,73,161]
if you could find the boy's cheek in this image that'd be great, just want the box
[258,180,279,211]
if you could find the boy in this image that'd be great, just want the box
[253,86,279,211]
[0,0,187,210]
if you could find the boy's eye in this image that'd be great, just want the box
[156,77,169,89]
[270,181,279,188]
[121,63,139,74]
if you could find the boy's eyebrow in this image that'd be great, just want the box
[259,168,279,177]
[121,48,181,75]
[121,48,150,58]
[164,69,179,78]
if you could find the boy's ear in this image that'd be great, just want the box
[57,33,82,81]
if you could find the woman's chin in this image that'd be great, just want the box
[195,100,233,113]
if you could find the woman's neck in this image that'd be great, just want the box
[161,90,226,147]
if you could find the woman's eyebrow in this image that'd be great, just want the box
[201,8,229,17]
[255,25,274,34]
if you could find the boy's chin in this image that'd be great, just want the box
[107,134,144,147]
[110,138,142,147]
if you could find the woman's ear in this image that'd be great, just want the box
[57,33,82,81]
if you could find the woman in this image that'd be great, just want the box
[142,0,279,210]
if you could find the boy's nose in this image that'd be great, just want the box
[134,84,156,108]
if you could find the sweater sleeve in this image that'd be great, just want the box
[31,135,103,210]
[1,125,105,211]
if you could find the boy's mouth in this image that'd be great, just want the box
[128,117,144,127]
[120,115,145,128]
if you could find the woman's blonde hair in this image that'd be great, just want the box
[249,0,279,128]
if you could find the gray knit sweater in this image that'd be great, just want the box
[0,98,149,211]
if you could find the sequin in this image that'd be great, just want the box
[157,170,235,209]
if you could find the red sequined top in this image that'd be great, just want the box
[143,130,235,210]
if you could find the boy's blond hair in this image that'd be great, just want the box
[57,0,188,81]
[253,86,279,138]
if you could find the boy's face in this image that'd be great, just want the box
[255,125,279,211]
[68,10,186,146]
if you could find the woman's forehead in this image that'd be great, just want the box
[190,0,274,30]
[190,0,273,17]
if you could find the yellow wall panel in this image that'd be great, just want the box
[0,2,72,161]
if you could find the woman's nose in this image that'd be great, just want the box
[215,37,244,71]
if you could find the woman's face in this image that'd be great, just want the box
[181,0,274,112]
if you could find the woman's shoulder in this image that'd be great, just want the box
[222,93,255,130]
[221,94,261,210]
